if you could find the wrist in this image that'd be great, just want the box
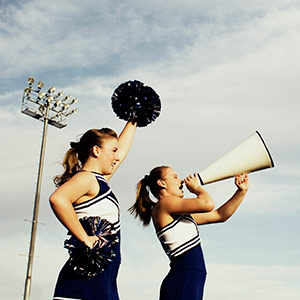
[79,233,90,244]
[195,185,206,194]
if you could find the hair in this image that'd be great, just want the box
[128,166,170,226]
[53,128,118,187]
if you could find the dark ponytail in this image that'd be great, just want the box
[129,166,169,226]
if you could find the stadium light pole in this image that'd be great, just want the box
[21,77,78,300]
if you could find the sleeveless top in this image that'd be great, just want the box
[73,172,120,233]
[53,172,121,299]
[156,215,200,259]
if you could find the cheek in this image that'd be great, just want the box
[109,153,115,162]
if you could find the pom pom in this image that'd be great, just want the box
[64,217,119,277]
[111,80,161,127]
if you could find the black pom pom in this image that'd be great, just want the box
[64,217,119,277]
[111,80,161,127]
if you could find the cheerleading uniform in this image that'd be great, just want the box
[156,215,207,300]
[53,172,121,300]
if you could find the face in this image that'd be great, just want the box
[97,137,120,175]
[161,168,184,198]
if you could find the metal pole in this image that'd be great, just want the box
[23,105,49,300]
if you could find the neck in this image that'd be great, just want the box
[158,190,168,200]
[82,159,103,174]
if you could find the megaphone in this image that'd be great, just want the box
[197,131,274,185]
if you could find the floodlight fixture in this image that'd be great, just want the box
[21,76,79,300]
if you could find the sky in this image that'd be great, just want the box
[1,0,300,299]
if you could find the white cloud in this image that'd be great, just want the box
[1,0,298,79]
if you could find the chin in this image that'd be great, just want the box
[103,170,113,175]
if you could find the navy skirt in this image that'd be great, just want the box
[53,237,121,300]
[159,244,207,300]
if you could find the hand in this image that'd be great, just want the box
[184,173,202,195]
[84,235,100,249]
[235,173,249,191]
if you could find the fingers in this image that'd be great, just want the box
[184,173,201,193]
[92,239,99,248]
[184,173,198,181]
[86,236,100,249]
[240,173,248,182]
[235,173,249,190]
[236,174,245,183]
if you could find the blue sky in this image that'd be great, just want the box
[1,0,300,299]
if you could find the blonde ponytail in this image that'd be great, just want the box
[53,145,80,187]
[129,176,156,225]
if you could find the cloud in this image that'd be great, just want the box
[2,0,298,79]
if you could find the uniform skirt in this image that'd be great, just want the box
[53,239,121,300]
[159,244,207,300]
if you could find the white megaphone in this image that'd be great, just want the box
[197,131,274,185]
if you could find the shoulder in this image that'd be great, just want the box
[71,171,96,183]
[152,199,177,230]
[160,195,181,205]
[61,171,98,192]
[50,171,99,204]
[155,195,181,212]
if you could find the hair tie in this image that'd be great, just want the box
[143,175,150,185]
[70,141,79,151]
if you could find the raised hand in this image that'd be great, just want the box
[235,173,249,191]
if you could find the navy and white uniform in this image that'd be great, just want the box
[156,215,207,300]
[53,172,121,300]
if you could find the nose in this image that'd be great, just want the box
[115,152,120,161]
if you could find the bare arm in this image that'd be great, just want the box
[105,120,137,180]
[153,173,215,230]
[161,173,215,215]
[192,173,249,225]
[49,172,99,248]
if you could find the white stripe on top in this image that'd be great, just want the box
[156,215,200,258]
[53,297,82,300]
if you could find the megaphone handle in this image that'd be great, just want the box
[197,173,204,185]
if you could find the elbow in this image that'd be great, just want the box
[218,216,229,223]
[218,213,230,223]
[201,193,215,212]
[49,193,59,208]
[206,202,215,212]
[49,195,55,208]
[198,198,215,212]
[207,195,215,211]
[203,200,215,212]
[196,194,215,212]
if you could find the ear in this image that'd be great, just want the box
[157,179,167,189]
[91,145,101,157]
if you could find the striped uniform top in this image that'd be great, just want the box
[73,172,120,233]
[156,215,200,259]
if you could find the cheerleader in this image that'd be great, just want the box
[129,166,249,300]
[50,121,137,300]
